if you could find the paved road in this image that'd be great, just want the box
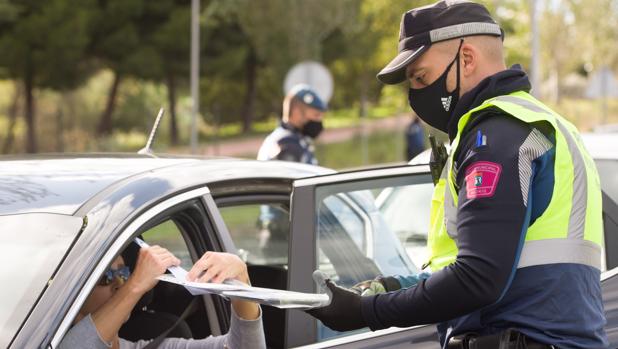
[193,114,410,158]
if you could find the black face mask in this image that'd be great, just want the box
[302,120,324,139]
[408,40,463,132]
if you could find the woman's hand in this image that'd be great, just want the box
[186,252,249,284]
[128,246,181,294]
[187,252,260,320]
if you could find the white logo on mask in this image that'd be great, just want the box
[441,96,452,111]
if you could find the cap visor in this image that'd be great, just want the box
[377,46,428,85]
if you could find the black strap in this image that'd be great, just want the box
[142,298,199,349]
[448,329,555,349]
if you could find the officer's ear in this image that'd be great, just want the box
[460,41,478,78]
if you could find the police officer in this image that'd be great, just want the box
[257,84,327,164]
[306,1,608,348]
[257,84,327,257]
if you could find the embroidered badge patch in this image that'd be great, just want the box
[465,161,502,199]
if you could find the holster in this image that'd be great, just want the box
[447,329,554,349]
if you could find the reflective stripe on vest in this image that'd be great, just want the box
[426,91,603,271]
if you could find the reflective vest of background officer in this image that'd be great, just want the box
[306,1,608,348]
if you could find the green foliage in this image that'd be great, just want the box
[0,0,95,89]
[489,0,531,68]
[325,1,428,110]
[0,0,617,154]
[316,130,407,170]
[568,0,618,69]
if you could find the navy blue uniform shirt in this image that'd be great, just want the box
[257,122,317,165]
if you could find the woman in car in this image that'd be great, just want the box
[59,245,265,349]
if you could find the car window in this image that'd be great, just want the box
[596,159,618,204]
[315,184,423,341]
[376,182,434,268]
[316,188,419,286]
[141,219,193,270]
[219,203,289,266]
[218,202,289,349]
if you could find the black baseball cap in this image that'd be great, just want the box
[377,0,503,85]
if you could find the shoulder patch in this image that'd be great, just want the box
[465,161,502,199]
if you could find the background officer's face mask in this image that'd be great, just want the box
[408,40,463,133]
[302,120,324,139]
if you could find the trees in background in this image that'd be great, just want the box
[0,0,94,152]
[0,0,616,153]
[150,6,191,145]
[88,0,143,136]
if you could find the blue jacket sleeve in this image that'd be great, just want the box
[394,272,432,289]
[361,114,555,330]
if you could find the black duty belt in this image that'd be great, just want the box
[447,329,555,349]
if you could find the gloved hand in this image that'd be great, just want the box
[351,276,401,296]
[306,279,367,332]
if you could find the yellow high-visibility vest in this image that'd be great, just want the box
[426,91,603,272]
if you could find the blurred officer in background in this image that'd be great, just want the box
[405,115,426,161]
[306,1,607,348]
[256,84,327,257]
[257,84,327,164]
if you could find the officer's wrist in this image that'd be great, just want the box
[378,276,401,292]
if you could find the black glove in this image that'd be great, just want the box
[305,279,367,332]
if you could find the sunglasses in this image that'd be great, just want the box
[98,265,131,286]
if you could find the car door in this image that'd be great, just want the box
[46,187,233,349]
[285,164,441,349]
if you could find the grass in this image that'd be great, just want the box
[140,220,194,268]
[231,129,410,170]
[219,205,262,234]
[195,105,401,144]
[316,130,408,170]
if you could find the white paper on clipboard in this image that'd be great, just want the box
[135,237,329,309]
[157,274,330,309]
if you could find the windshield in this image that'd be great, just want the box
[596,159,618,204]
[0,214,82,347]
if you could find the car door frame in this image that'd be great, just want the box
[285,164,439,348]
[207,180,297,348]
[47,187,230,348]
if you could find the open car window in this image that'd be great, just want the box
[216,199,290,349]
[141,220,193,270]
[53,190,228,348]
[219,203,289,266]
[118,216,208,342]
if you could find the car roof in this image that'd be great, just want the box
[581,133,618,160]
[0,154,332,216]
